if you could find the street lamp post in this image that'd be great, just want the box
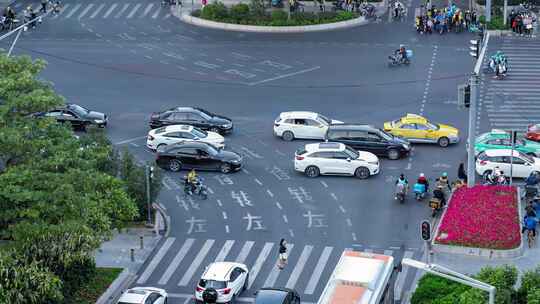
[145,165,154,225]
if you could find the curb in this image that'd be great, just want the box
[178,13,369,33]
[96,268,137,304]
[432,186,524,259]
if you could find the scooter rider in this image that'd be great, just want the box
[433,185,446,206]
[395,173,409,199]
[417,173,429,193]
[395,44,407,62]
[186,169,198,194]
[437,172,452,192]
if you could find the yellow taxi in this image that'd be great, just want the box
[383,114,459,147]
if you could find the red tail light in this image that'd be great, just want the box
[220,288,232,295]
[295,155,304,160]
[148,135,154,141]
[196,286,204,292]
[479,160,487,165]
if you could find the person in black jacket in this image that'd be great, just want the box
[458,162,467,183]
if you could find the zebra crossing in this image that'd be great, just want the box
[13,2,173,20]
[482,37,540,131]
[134,237,419,300]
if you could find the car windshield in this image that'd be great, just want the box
[520,151,535,163]
[379,129,394,140]
[195,108,213,120]
[206,145,219,154]
[69,104,89,115]
[317,114,332,125]
[426,122,439,130]
[199,279,226,289]
[344,146,359,159]
[192,128,207,138]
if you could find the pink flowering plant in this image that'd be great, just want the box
[435,185,520,250]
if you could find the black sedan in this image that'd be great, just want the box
[254,288,300,304]
[32,103,108,130]
[149,107,233,134]
[155,142,242,173]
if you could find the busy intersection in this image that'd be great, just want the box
[3,0,540,302]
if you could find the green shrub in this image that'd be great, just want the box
[411,274,469,304]
[335,11,357,21]
[230,3,250,21]
[200,2,229,20]
[192,9,201,17]
[486,15,510,30]
[518,266,540,303]
[271,9,288,23]
[291,11,318,24]
[318,11,338,20]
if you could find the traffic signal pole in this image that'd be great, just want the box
[467,75,479,187]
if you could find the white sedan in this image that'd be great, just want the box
[273,111,343,141]
[147,124,224,151]
[117,287,167,304]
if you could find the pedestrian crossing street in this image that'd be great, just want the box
[134,237,418,300]
[14,2,175,20]
[481,37,540,131]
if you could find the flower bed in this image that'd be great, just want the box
[435,185,520,250]
[193,2,359,26]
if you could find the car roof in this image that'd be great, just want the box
[255,288,292,304]
[117,288,150,303]
[305,142,345,152]
[401,113,427,123]
[483,149,522,157]
[327,124,376,131]
[202,262,245,281]
[163,125,194,132]
[279,111,319,120]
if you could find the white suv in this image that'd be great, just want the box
[195,262,249,303]
[476,149,540,179]
[294,142,380,179]
[117,287,167,304]
[147,125,224,151]
[273,111,343,141]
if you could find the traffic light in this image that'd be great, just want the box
[464,84,470,108]
[421,220,431,241]
[469,40,480,58]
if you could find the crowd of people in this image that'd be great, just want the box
[1,0,61,31]
[415,3,480,35]
[509,9,536,37]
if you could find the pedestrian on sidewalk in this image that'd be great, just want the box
[458,162,467,183]
[277,238,288,270]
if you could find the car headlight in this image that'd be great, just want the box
[230,159,240,164]
[402,144,410,150]
[94,119,104,124]
[222,123,232,128]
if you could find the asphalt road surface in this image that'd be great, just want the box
[4,0,479,302]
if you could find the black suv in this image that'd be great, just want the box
[325,124,411,160]
[254,288,300,304]
[155,142,242,173]
[149,107,233,134]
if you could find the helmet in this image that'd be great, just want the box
[399,44,405,48]
[399,173,405,179]
[419,173,425,177]
[442,172,448,177]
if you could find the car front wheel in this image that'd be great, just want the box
[355,167,371,179]
[221,163,232,173]
[438,137,450,147]
[305,166,320,178]
[282,131,294,141]
[168,159,182,172]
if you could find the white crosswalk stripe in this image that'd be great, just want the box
[115,3,130,18]
[140,3,155,18]
[90,4,106,18]
[152,6,162,18]
[481,37,540,131]
[135,238,420,298]
[65,3,82,18]
[103,3,118,18]
[127,3,142,18]
[78,4,94,19]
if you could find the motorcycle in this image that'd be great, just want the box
[483,172,508,185]
[388,51,411,66]
[395,183,407,204]
[413,183,427,201]
[183,177,208,200]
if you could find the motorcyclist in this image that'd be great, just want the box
[522,214,537,238]
[395,44,407,62]
[186,169,198,193]
[526,171,539,186]
[433,185,446,206]
[395,173,408,199]
[436,172,452,192]
[417,173,429,193]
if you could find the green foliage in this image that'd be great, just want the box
[0,251,63,304]
[486,15,510,30]
[230,3,250,21]
[528,288,540,304]
[518,266,540,303]
[411,274,469,304]
[65,267,123,304]
[270,9,289,25]
[201,2,229,20]
[249,0,266,17]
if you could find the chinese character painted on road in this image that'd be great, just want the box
[186,217,207,234]
[231,190,253,207]
[288,187,313,204]
[303,211,328,228]
[243,212,265,231]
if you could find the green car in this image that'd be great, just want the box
[474,129,540,157]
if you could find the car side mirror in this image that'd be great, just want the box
[346,158,351,162]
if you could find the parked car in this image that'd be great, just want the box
[147,124,225,151]
[474,129,540,157]
[155,142,242,173]
[32,103,108,129]
[117,287,167,304]
[526,124,540,142]
[294,142,379,179]
[383,113,459,147]
[273,111,343,141]
[149,107,233,134]
[325,124,411,160]
[254,288,301,304]
[195,262,249,304]
[476,149,540,179]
